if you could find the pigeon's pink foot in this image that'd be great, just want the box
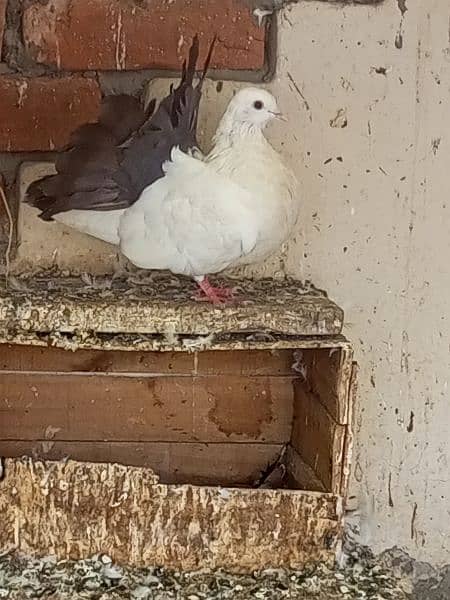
[194,277,236,305]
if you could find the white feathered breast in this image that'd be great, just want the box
[206,133,299,266]
[118,148,259,277]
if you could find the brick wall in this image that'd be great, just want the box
[0,0,268,266]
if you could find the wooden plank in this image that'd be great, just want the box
[291,381,346,494]
[196,350,295,375]
[0,344,194,374]
[0,332,350,353]
[297,345,353,423]
[0,373,294,443]
[0,441,283,487]
[0,345,295,376]
[0,458,343,570]
[340,361,358,499]
[285,445,326,493]
[0,275,344,337]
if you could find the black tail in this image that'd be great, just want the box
[197,35,217,91]
[169,35,200,127]
[27,36,216,220]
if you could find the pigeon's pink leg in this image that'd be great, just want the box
[194,276,236,305]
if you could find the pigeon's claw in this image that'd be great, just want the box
[193,277,237,305]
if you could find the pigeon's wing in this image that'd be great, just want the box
[116,35,216,202]
[26,36,215,221]
[26,96,149,220]
[118,148,258,277]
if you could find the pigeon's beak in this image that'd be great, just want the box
[271,111,287,122]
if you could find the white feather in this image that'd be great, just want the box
[207,130,297,266]
[54,209,123,245]
[118,148,258,276]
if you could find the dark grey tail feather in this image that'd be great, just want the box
[198,35,217,90]
[98,95,148,144]
[26,35,216,220]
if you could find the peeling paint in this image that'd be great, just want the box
[114,9,126,71]
[15,80,28,108]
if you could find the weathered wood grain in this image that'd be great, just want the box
[0,276,344,337]
[0,441,284,486]
[285,445,326,493]
[295,345,353,424]
[340,361,358,499]
[291,381,346,494]
[0,459,343,571]
[0,344,194,374]
[0,331,350,354]
[0,373,294,443]
[196,349,296,375]
[0,345,295,376]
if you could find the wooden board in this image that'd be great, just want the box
[297,345,353,424]
[0,345,295,376]
[0,441,283,487]
[0,373,294,443]
[196,349,296,375]
[0,275,344,337]
[285,445,326,493]
[291,381,346,494]
[0,458,343,571]
[0,332,350,353]
[0,344,194,374]
[340,362,358,499]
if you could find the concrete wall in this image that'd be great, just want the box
[269,0,449,565]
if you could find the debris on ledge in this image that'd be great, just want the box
[0,550,411,600]
[0,274,343,350]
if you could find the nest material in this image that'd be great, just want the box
[0,274,343,347]
[0,551,411,599]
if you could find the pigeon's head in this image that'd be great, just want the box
[227,88,284,129]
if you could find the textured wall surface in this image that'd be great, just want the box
[268,0,450,566]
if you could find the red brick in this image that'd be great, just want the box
[22,0,265,72]
[0,76,101,151]
[0,0,6,60]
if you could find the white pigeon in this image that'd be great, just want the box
[40,88,300,304]
[120,88,298,303]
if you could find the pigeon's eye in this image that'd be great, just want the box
[253,100,264,110]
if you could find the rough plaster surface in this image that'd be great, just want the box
[14,162,121,275]
[268,1,450,565]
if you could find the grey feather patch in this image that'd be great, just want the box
[26,35,216,220]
